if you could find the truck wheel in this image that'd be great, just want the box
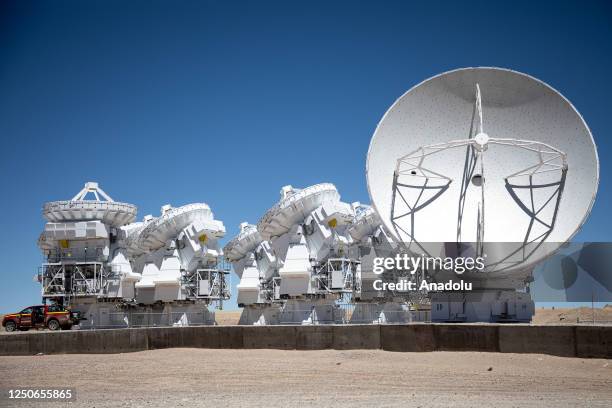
[47,319,60,331]
[5,321,16,332]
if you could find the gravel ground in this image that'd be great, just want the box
[0,349,610,407]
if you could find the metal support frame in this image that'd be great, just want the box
[314,257,360,295]
[271,277,282,301]
[390,83,568,271]
[181,266,231,303]
[41,261,109,299]
[71,181,114,202]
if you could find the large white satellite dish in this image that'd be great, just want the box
[136,203,221,252]
[257,183,340,241]
[224,223,262,264]
[43,181,137,227]
[348,206,382,243]
[366,67,599,276]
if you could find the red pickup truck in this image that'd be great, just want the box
[2,305,76,332]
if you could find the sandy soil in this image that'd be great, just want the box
[215,310,242,325]
[532,305,612,325]
[0,349,610,407]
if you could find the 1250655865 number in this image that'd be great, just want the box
[4,388,75,401]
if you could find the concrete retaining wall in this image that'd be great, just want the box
[380,324,435,352]
[0,324,610,358]
[575,326,611,359]
[434,324,499,352]
[498,325,576,357]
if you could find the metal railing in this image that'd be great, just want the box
[71,303,432,329]
[275,303,431,325]
[44,248,107,263]
[40,262,110,298]
[76,310,216,329]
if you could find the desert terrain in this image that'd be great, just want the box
[214,309,243,325]
[0,349,610,407]
[532,305,612,325]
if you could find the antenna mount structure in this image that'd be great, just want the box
[390,83,568,271]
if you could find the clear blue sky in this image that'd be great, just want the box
[0,1,610,313]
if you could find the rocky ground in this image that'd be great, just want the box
[0,349,610,407]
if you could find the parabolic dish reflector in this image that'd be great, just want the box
[224,224,262,262]
[137,203,217,252]
[43,200,137,227]
[366,67,598,275]
[42,182,137,227]
[258,183,340,240]
[348,206,382,242]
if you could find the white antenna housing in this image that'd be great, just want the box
[367,67,598,277]
[366,67,599,322]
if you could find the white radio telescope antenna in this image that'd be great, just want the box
[367,67,599,276]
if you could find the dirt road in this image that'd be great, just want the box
[1,349,610,407]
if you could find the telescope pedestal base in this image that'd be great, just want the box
[238,305,282,325]
[350,302,413,324]
[431,290,534,323]
[278,299,343,325]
